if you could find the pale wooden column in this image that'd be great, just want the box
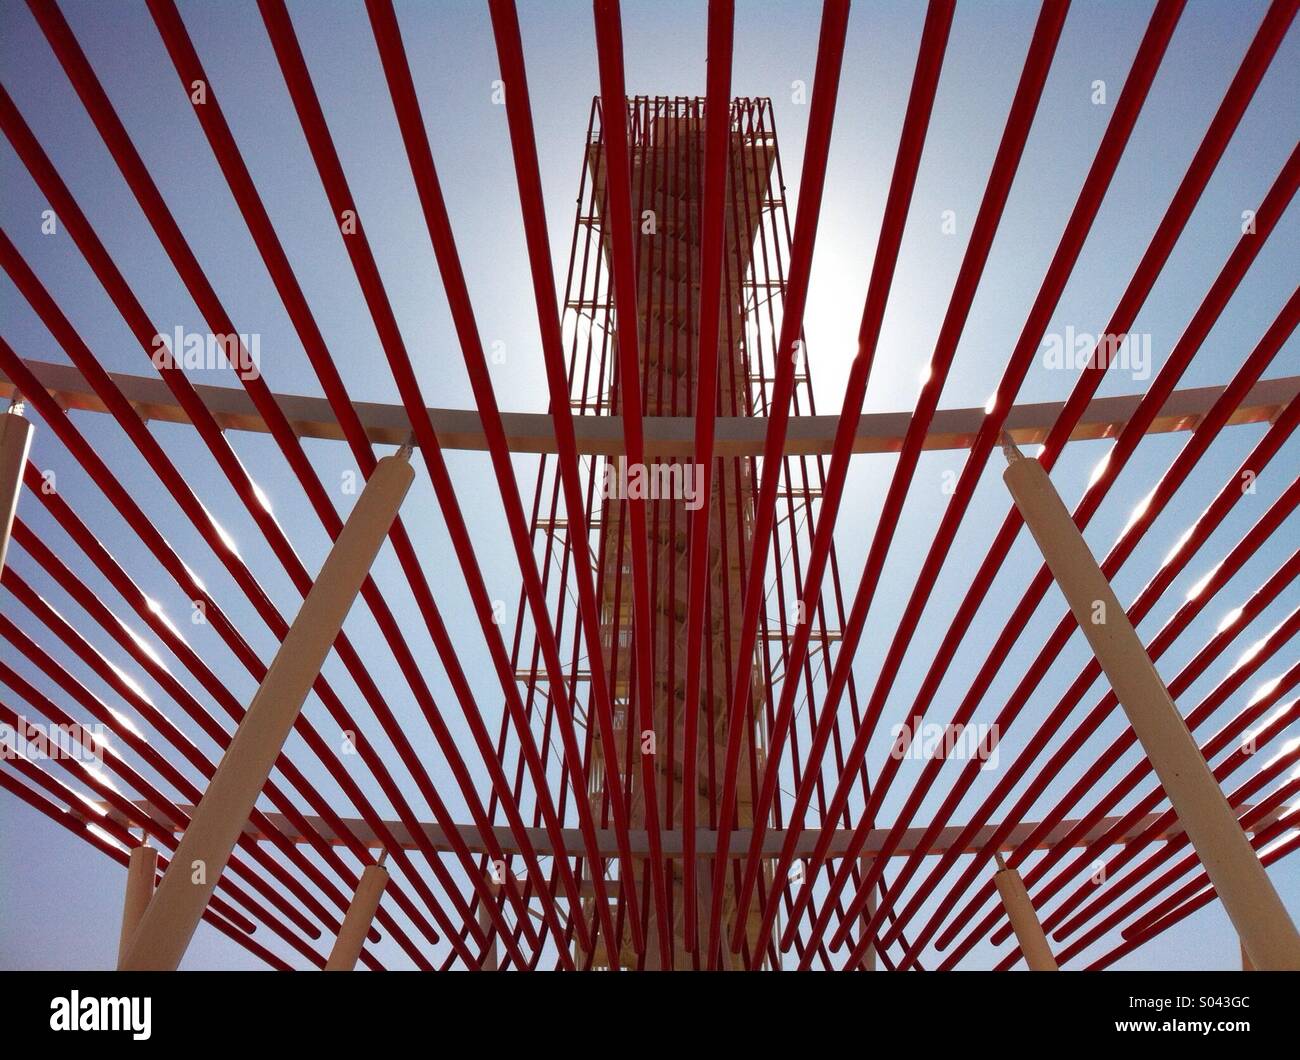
[859,856,877,971]
[477,879,501,971]
[0,404,34,577]
[1001,439,1300,970]
[324,856,389,971]
[116,844,158,969]
[993,852,1058,971]
[120,452,414,970]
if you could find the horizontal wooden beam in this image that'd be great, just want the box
[6,358,1294,458]
[96,801,1293,859]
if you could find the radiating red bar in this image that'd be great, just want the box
[843,146,1300,968]
[741,0,1067,958]
[800,2,1295,964]
[701,0,854,966]
[0,768,295,970]
[592,0,672,966]
[366,0,616,962]
[486,0,645,960]
[679,0,735,956]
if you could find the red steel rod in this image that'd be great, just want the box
[1087,803,1300,970]
[0,660,328,966]
[947,305,1300,959]
[487,0,645,955]
[15,460,440,964]
[968,578,1300,969]
[711,0,955,965]
[0,571,342,940]
[1037,630,1300,949]
[592,0,671,965]
[28,0,549,963]
[857,184,1300,968]
[746,0,1182,958]
[0,343,481,965]
[1051,682,1300,959]
[795,6,1296,962]
[679,0,735,956]
[5,64,522,959]
[1069,766,1300,966]
[5,523,407,952]
[365,0,616,961]
[740,0,1069,957]
[854,290,1300,967]
[892,463,1300,969]
[140,0,549,963]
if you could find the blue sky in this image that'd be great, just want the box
[1,0,1297,970]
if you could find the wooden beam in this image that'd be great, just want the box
[5,359,1293,458]
[1003,440,1300,970]
[324,862,389,972]
[94,802,1294,859]
[118,455,414,970]
[0,407,33,578]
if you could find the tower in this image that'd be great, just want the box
[588,97,775,968]
[506,95,857,970]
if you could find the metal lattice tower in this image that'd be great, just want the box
[499,97,872,969]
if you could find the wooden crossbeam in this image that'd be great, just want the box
[6,359,1293,458]
[94,801,1294,858]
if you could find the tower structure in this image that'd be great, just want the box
[590,97,773,969]
[5,2,1300,977]
[501,96,866,969]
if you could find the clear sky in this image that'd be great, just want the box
[1,0,1297,970]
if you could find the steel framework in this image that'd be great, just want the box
[0,0,1297,971]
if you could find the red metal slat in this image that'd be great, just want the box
[6,522,405,952]
[38,0,548,963]
[741,0,1069,959]
[366,0,613,962]
[0,657,328,966]
[944,295,1300,961]
[591,0,672,966]
[0,769,294,970]
[1089,811,1300,969]
[797,2,1296,963]
[0,344,477,964]
[257,0,596,964]
[17,461,441,964]
[842,149,1300,968]
[680,0,735,956]
[701,0,854,967]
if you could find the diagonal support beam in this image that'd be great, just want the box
[324,859,389,972]
[0,403,33,577]
[116,844,157,970]
[1001,438,1300,971]
[993,852,1057,970]
[119,453,413,970]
